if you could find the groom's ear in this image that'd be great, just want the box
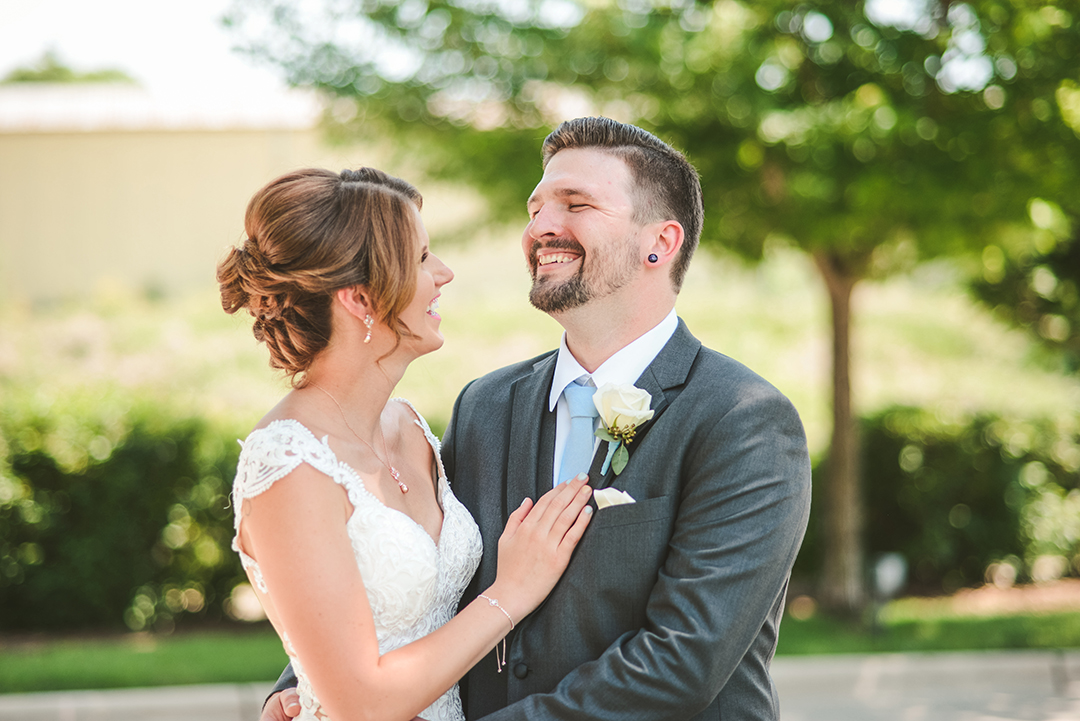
[645,220,684,266]
[335,285,374,319]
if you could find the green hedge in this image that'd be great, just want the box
[795,407,1080,594]
[0,400,245,632]
[3,396,1078,632]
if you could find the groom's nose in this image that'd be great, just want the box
[525,204,565,242]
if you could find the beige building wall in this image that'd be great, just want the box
[0,127,329,302]
[0,85,485,305]
[0,85,409,304]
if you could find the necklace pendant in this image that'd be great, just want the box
[391,466,408,493]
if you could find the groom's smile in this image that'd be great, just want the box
[529,239,585,277]
[537,250,581,267]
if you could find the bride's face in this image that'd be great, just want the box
[399,212,453,359]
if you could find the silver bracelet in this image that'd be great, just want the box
[477,594,515,672]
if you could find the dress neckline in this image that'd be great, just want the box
[259,412,446,549]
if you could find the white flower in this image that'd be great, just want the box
[593,382,655,432]
[592,382,654,475]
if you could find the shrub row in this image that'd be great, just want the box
[795,407,1080,595]
[0,400,246,632]
[2,399,1078,632]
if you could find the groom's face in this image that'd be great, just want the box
[522,148,644,315]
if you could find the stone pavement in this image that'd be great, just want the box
[0,649,1077,721]
[0,683,268,721]
[772,649,1080,720]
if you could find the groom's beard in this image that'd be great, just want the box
[527,237,637,314]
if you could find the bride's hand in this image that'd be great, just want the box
[488,474,593,621]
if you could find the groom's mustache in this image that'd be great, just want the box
[527,238,586,275]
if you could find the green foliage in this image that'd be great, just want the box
[0,400,244,632]
[972,222,1080,373]
[796,406,1080,594]
[1,50,137,85]
[228,0,1080,264]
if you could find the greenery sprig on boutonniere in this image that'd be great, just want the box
[592,382,655,475]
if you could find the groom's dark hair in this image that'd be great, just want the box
[541,117,703,291]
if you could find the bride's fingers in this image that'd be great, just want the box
[538,484,591,550]
[555,494,593,555]
[528,474,587,524]
[545,478,591,530]
[502,496,534,537]
[549,483,593,540]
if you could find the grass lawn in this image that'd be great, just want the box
[0,625,287,694]
[3,603,1080,694]
[777,611,1080,656]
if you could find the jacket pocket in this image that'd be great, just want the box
[589,493,672,529]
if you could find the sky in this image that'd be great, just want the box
[0,0,290,100]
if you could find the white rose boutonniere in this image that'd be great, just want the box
[592,382,655,475]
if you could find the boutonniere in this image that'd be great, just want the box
[593,382,655,475]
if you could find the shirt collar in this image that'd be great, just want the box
[548,309,678,411]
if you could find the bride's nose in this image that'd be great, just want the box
[432,255,453,286]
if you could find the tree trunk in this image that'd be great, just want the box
[813,251,865,617]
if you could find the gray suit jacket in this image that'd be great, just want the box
[442,320,811,721]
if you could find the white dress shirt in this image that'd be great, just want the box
[548,309,678,486]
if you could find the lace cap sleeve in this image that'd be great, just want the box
[233,420,340,501]
[231,420,340,593]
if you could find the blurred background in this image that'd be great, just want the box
[1,0,1079,696]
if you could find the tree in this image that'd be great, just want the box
[227,0,1080,614]
[972,206,1079,373]
[1,50,136,84]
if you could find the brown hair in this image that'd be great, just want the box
[217,167,422,386]
[542,117,703,291]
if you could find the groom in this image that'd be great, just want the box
[266,117,811,719]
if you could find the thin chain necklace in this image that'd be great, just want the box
[308,382,408,493]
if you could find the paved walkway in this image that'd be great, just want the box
[772,649,1080,720]
[1,649,1077,721]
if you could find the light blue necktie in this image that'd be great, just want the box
[558,380,598,483]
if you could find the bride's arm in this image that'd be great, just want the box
[242,465,593,721]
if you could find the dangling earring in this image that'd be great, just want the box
[363,314,374,344]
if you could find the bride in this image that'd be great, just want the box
[216,167,593,721]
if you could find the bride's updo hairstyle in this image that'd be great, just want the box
[217,167,423,386]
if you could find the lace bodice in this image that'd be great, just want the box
[231,401,482,721]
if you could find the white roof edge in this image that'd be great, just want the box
[0,83,324,133]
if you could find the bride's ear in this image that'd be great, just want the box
[335,285,374,320]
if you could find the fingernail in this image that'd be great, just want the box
[584,506,594,514]
[520,497,529,507]
[576,473,588,481]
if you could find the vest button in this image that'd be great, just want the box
[513,663,529,679]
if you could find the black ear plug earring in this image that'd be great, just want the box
[648,254,658,263]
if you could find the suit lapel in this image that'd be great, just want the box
[594,319,702,487]
[505,353,558,517]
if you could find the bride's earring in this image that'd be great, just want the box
[363,314,374,344]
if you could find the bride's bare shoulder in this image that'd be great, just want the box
[251,393,335,438]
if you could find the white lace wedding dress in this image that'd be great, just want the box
[231,400,483,721]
